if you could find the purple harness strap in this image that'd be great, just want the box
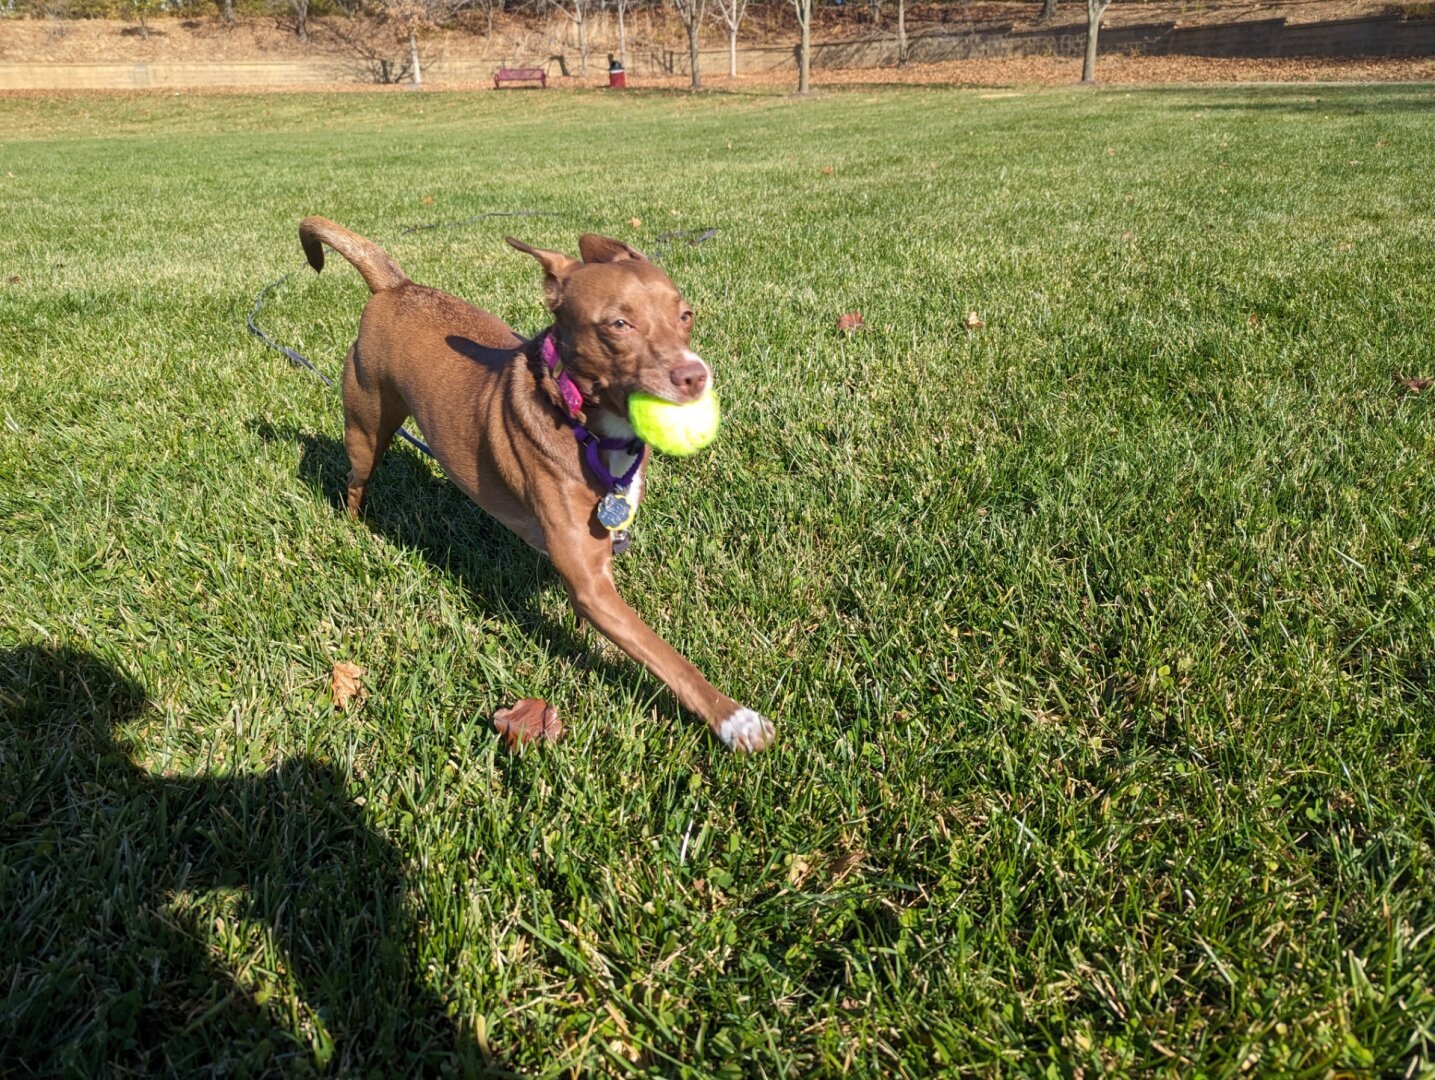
[538,331,645,493]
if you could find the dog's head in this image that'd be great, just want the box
[507,235,709,415]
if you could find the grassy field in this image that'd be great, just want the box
[2,82,1434,1076]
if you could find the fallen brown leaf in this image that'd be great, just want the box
[330,661,365,709]
[1397,376,1432,393]
[4,275,20,285]
[493,697,564,750]
[421,194,434,205]
[965,311,985,330]
[822,166,834,175]
[836,311,864,334]
[629,216,642,229]
[830,850,866,883]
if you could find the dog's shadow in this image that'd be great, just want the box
[0,644,477,1074]
[251,420,640,690]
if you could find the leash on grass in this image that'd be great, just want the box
[246,213,718,461]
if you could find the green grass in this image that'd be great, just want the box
[2,82,1434,1076]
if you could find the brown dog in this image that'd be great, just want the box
[298,217,774,752]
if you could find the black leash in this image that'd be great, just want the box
[246,212,718,461]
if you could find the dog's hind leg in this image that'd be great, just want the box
[342,343,408,518]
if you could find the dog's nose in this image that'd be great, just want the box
[669,361,709,397]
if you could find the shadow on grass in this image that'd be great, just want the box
[251,420,643,697]
[0,644,487,1076]
[1161,87,1435,115]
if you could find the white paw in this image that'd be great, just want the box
[717,708,775,753]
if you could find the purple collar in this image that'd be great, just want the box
[538,330,645,493]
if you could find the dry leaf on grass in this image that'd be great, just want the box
[1397,376,1432,393]
[787,854,814,887]
[836,311,865,334]
[5,275,20,285]
[965,311,985,330]
[493,698,564,751]
[830,850,867,883]
[330,661,365,709]
[629,216,642,229]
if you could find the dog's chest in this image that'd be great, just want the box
[594,412,645,511]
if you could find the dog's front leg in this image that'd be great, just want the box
[547,532,774,753]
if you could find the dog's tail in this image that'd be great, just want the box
[299,216,409,294]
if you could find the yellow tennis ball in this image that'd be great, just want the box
[628,391,721,456]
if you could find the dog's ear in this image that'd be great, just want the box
[506,237,579,311]
[578,235,649,265]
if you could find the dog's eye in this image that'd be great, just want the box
[679,310,693,325]
[611,319,631,330]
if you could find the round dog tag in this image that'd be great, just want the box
[597,491,635,532]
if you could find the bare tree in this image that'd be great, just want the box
[609,0,630,68]
[867,0,880,26]
[332,0,468,85]
[671,0,707,89]
[130,0,157,39]
[713,0,748,77]
[791,0,811,93]
[1081,0,1110,82]
[396,0,428,84]
[1038,0,1057,23]
[473,0,503,36]
[549,0,593,76]
[267,0,310,41]
[896,0,906,63]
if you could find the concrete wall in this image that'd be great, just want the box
[0,60,352,89]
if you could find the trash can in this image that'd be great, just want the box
[608,54,627,88]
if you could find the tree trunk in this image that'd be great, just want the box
[410,28,422,86]
[293,0,308,41]
[728,26,737,76]
[896,0,906,63]
[688,19,701,88]
[577,13,587,75]
[618,3,627,67]
[1082,0,1108,82]
[221,0,233,25]
[1039,0,1057,23]
[797,3,810,93]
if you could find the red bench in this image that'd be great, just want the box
[494,67,547,89]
